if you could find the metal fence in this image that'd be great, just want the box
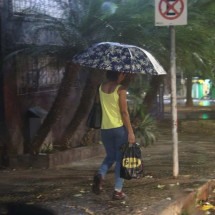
[16,56,81,95]
[16,56,64,95]
[11,0,68,18]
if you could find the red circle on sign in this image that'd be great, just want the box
[159,0,184,20]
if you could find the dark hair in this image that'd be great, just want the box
[106,70,120,81]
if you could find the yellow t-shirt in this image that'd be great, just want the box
[99,84,123,129]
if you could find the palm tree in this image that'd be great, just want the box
[4,0,215,154]
[27,0,118,153]
[30,0,164,152]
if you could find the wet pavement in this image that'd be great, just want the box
[0,118,215,215]
[164,102,215,120]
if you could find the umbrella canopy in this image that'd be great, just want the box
[72,42,166,75]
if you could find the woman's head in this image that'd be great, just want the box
[106,70,134,86]
[106,70,120,81]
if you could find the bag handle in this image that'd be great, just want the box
[94,84,101,104]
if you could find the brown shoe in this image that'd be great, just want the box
[112,190,127,200]
[92,174,103,195]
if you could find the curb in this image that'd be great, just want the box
[9,144,105,169]
[159,179,215,215]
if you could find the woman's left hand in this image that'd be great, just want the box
[128,132,135,144]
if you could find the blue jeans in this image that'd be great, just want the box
[99,126,127,191]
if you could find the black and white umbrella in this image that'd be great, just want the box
[72,42,166,75]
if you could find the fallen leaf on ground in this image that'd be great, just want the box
[200,203,215,211]
[157,184,165,189]
[36,195,42,199]
[73,194,82,197]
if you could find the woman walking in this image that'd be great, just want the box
[92,70,135,200]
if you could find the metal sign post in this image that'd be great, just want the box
[169,25,179,177]
[155,0,187,178]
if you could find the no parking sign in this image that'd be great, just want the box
[155,0,187,26]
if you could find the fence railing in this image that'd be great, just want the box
[10,0,68,18]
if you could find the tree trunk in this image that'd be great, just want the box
[185,75,193,107]
[32,63,80,154]
[60,70,104,148]
[0,59,11,166]
[143,76,163,113]
[0,19,10,166]
[0,123,10,167]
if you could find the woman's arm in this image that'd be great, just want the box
[118,87,135,144]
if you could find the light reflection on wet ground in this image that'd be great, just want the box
[164,97,215,107]
[177,111,215,120]
[164,111,215,120]
[163,98,215,120]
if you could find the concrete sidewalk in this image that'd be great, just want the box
[0,123,214,215]
[0,122,215,215]
[58,125,215,215]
